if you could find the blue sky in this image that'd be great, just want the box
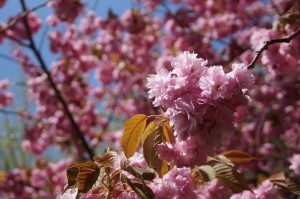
[0,0,134,165]
[0,0,137,109]
[0,0,132,81]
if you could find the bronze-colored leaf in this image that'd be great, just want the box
[142,120,157,144]
[221,150,256,164]
[143,126,163,174]
[93,151,118,168]
[65,163,81,191]
[121,114,147,158]
[162,121,175,144]
[143,125,171,177]
[160,160,170,177]
[269,172,300,196]
[287,181,300,196]
[77,162,100,193]
[269,172,287,188]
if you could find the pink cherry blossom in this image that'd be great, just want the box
[0,79,13,107]
[150,167,198,199]
[289,154,300,175]
[47,0,83,23]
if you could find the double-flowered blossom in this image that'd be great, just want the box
[150,167,198,199]
[147,51,254,166]
[289,154,300,175]
[230,180,280,199]
[151,167,232,199]
[196,179,232,199]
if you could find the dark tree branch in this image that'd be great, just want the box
[19,0,95,160]
[247,27,300,69]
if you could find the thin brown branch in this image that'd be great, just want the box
[0,108,34,121]
[0,53,18,63]
[19,0,95,160]
[0,109,23,117]
[247,27,300,69]
[4,33,31,48]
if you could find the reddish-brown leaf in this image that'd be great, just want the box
[143,127,162,172]
[221,150,256,164]
[65,163,81,191]
[77,162,100,193]
[93,151,117,168]
[162,121,175,144]
[142,120,157,144]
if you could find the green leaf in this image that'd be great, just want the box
[121,114,147,158]
[213,163,249,192]
[198,165,216,181]
[122,175,155,199]
[121,159,155,181]
[141,171,156,181]
[121,159,143,179]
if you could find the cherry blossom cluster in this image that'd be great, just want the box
[149,167,280,199]
[147,51,254,166]
[0,0,300,198]
[0,159,72,199]
[0,79,13,107]
[47,0,83,24]
[1,12,41,40]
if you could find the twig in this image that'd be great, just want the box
[38,25,48,50]
[19,0,95,160]
[247,27,300,69]
[0,53,18,64]
[161,2,188,28]
[0,109,23,116]
[0,108,34,120]
[4,34,31,48]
